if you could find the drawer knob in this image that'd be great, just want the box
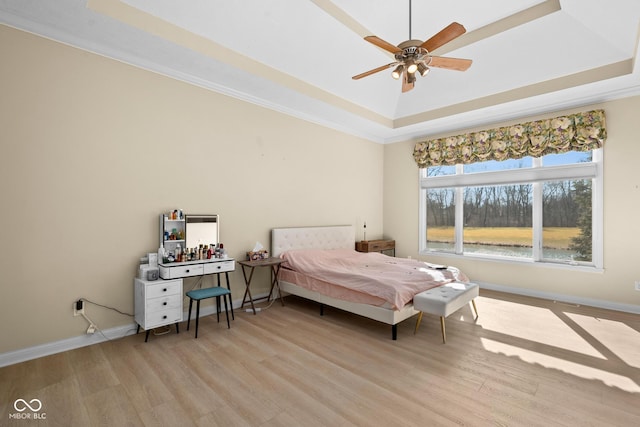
[217,266,221,269]
[163,288,167,292]
[162,315,167,319]
[163,302,167,306]
[185,269,190,273]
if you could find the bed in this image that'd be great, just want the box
[271,225,468,339]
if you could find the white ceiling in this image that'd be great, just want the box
[1,0,639,143]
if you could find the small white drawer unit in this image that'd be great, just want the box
[134,278,183,341]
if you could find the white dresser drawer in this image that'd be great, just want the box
[146,294,181,311]
[145,307,182,329]
[203,260,235,274]
[159,263,204,279]
[146,280,182,299]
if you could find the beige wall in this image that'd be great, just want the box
[3,22,639,357]
[0,26,383,354]
[384,95,640,309]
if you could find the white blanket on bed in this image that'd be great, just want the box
[280,248,469,310]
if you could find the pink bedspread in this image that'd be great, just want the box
[280,248,468,310]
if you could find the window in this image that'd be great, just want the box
[420,149,602,268]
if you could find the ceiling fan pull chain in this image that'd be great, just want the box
[408,0,412,40]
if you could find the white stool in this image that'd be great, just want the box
[413,282,479,343]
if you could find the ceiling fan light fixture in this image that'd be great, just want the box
[417,62,430,76]
[391,64,405,80]
[352,1,470,93]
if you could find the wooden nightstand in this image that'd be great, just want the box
[355,239,395,256]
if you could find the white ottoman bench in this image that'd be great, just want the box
[413,282,479,343]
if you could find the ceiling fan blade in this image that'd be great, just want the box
[402,72,415,93]
[428,56,472,71]
[364,36,402,54]
[352,62,397,80]
[421,22,466,52]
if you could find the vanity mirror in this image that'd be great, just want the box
[185,214,219,248]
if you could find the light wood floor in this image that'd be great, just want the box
[2,289,639,426]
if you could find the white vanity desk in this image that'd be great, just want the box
[135,257,236,342]
[136,213,234,342]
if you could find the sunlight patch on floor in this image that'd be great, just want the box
[476,298,605,359]
[565,312,640,369]
[480,338,640,393]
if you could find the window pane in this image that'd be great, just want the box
[426,188,455,252]
[426,165,456,177]
[462,185,532,258]
[543,150,591,166]
[464,157,532,173]
[542,179,592,262]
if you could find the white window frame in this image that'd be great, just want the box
[418,149,603,270]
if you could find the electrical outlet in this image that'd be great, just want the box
[635,281,640,291]
[73,300,84,316]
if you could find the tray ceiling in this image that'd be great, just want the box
[1,0,639,142]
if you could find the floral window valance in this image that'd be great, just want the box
[413,109,606,168]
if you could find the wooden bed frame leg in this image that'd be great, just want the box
[391,324,397,340]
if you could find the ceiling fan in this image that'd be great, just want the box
[352,1,472,93]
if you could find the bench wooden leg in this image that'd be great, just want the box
[440,316,446,344]
[471,299,479,319]
[414,312,423,334]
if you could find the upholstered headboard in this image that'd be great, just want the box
[271,225,355,257]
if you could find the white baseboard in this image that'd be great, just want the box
[0,295,257,368]
[477,281,640,314]
[0,323,139,368]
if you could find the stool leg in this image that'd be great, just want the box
[225,272,235,320]
[440,316,446,344]
[187,298,193,331]
[224,294,230,329]
[471,299,479,319]
[216,296,221,323]
[195,300,201,339]
[414,312,423,334]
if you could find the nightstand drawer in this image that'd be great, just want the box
[146,280,182,299]
[369,240,395,251]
